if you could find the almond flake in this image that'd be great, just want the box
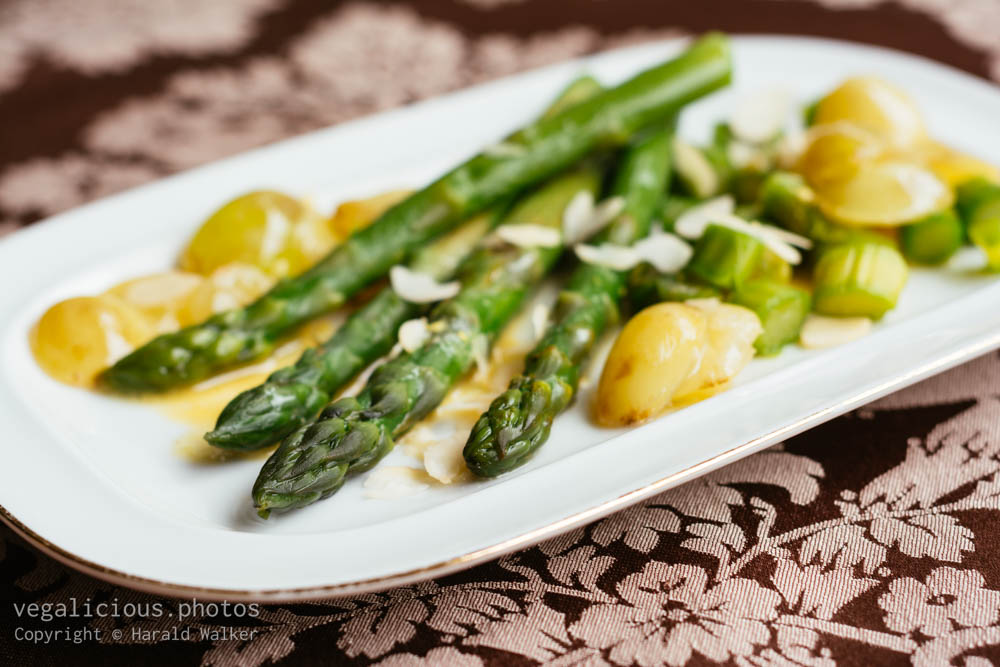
[397,317,431,353]
[389,266,461,303]
[574,243,641,271]
[494,223,562,248]
[563,194,626,245]
[673,195,736,239]
[730,87,793,144]
[423,428,468,484]
[363,467,431,499]
[632,230,693,273]
[562,190,595,241]
[800,314,872,349]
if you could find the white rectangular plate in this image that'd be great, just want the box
[2,36,1000,601]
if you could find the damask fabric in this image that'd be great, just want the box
[2,0,1000,665]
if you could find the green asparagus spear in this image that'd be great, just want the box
[100,33,732,393]
[204,77,606,451]
[464,128,673,477]
[253,167,603,515]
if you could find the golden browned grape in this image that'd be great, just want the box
[31,295,153,387]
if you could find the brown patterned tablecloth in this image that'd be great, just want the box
[3,1,1000,665]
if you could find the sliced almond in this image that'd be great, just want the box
[562,190,595,241]
[574,243,641,271]
[730,87,793,144]
[800,314,872,349]
[363,467,432,499]
[673,195,736,239]
[423,430,468,484]
[632,230,693,273]
[494,223,562,248]
[397,317,431,353]
[563,195,627,245]
[389,266,461,303]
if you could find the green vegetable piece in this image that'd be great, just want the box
[101,33,733,393]
[204,76,606,451]
[464,126,675,477]
[752,248,793,283]
[688,224,765,290]
[730,280,811,356]
[900,209,963,265]
[812,242,908,319]
[626,264,720,311]
[957,177,1000,271]
[253,167,603,515]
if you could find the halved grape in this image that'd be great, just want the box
[180,191,327,278]
[31,295,153,387]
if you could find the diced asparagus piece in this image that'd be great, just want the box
[752,248,793,283]
[812,241,908,319]
[957,177,1000,271]
[688,223,765,290]
[900,209,963,265]
[626,264,721,310]
[730,280,811,356]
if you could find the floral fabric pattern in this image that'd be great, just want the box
[2,1,1000,665]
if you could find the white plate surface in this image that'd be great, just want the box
[2,36,1000,601]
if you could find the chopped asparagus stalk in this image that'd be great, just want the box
[751,248,793,283]
[688,223,765,290]
[812,241,908,319]
[730,279,811,356]
[626,264,721,310]
[900,209,963,265]
[957,177,1000,271]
